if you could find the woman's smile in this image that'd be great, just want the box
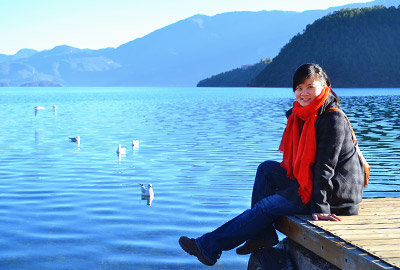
[295,76,325,106]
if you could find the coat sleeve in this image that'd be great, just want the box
[310,111,346,214]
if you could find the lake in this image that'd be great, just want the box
[0,87,399,269]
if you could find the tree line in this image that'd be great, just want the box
[199,6,400,88]
[251,6,400,88]
[197,59,270,87]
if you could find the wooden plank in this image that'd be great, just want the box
[360,200,400,205]
[317,223,400,230]
[360,202,400,206]
[316,222,400,228]
[361,198,400,201]
[327,213,400,217]
[349,239,400,246]
[360,200,400,206]
[362,246,400,252]
[317,220,400,226]
[323,228,400,235]
[275,198,400,270]
[275,216,396,270]
[372,251,400,257]
[317,219,400,224]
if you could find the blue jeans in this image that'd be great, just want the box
[195,161,307,264]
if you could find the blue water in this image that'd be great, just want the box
[0,87,399,269]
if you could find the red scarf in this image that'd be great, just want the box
[279,86,331,204]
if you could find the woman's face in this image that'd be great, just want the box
[294,76,326,107]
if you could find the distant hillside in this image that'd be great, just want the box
[0,48,38,62]
[0,46,118,87]
[250,6,400,88]
[197,59,271,87]
[20,80,62,87]
[102,10,326,87]
[0,0,399,87]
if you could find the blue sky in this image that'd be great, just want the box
[0,0,373,55]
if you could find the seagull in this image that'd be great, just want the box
[34,106,45,116]
[69,136,80,144]
[140,184,154,205]
[140,184,154,197]
[52,105,58,111]
[132,140,140,149]
[116,144,127,155]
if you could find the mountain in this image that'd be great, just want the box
[197,1,400,87]
[197,59,271,87]
[0,45,118,86]
[250,6,400,88]
[20,81,63,87]
[0,48,38,62]
[104,10,322,86]
[0,0,399,87]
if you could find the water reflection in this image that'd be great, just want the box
[117,152,125,162]
[141,194,154,206]
[34,129,42,144]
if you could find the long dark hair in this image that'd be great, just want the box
[292,63,340,104]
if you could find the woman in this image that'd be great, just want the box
[179,63,365,266]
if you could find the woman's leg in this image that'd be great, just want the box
[251,161,281,207]
[194,194,307,265]
[248,160,287,243]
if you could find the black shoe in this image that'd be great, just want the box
[179,236,215,266]
[236,239,279,255]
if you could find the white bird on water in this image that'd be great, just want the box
[52,105,58,111]
[140,184,154,197]
[140,184,154,205]
[34,106,45,116]
[116,144,127,155]
[69,136,80,145]
[132,140,140,149]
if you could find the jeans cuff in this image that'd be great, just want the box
[195,238,219,265]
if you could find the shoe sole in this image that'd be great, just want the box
[236,240,279,255]
[179,237,215,266]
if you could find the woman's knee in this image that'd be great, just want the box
[257,160,280,175]
[254,160,279,188]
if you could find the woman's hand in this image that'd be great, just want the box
[312,213,342,221]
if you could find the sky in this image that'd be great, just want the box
[0,0,373,55]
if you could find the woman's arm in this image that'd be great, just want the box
[311,110,347,214]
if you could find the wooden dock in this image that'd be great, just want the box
[275,198,400,270]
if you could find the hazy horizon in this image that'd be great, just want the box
[0,0,374,55]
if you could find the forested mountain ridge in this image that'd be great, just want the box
[197,59,271,87]
[250,6,400,88]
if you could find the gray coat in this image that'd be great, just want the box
[284,94,365,215]
[311,94,364,215]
